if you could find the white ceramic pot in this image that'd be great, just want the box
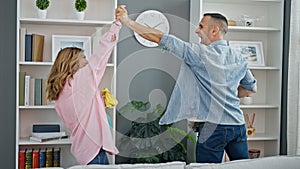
[37,9,47,19]
[76,11,85,20]
[241,96,253,105]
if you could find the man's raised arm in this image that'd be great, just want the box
[115,5,163,44]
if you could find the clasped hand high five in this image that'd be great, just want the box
[115,5,130,25]
[115,5,163,44]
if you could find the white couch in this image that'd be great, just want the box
[67,156,300,169]
[67,161,186,169]
[186,156,300,169]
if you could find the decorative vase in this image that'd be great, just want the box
[37,9,47,19]
[76,11,85,20]
[248,149,260,159]
[240,96,253,105]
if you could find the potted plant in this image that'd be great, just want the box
[36,0,50,19]
[75,0,87,20]
[117,101,196,163]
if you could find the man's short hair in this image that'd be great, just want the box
[203,13,228,26]
[204,13,228,34]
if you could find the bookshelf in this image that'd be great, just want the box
[190,0,283,158]
[16,0,118,168]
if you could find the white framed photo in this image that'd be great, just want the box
[229,41,265,66]
[52,35,91,62]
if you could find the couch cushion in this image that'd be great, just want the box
[68,164,120,169]
[119,161,186,169]
[67,161,186,169]
[186,156,300,169]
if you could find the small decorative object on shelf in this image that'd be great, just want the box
[229,41,265,67]
[75,0,87,20]
[228,20,237,26]
[248,149,260,159]
[239,15,264,27]
[36,0,50,19]
[244,113,256,136]
[247,127,255,136]
[52,35,91,62]
[240,96,253,105]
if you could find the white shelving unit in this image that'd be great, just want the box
[190,0,283,158]
[16,0,118,168]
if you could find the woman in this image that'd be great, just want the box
[47,21,121,165]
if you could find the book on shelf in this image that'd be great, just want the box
[34,78,42,106]
[39,148,46,168]
[18,149,25,169]
[45,148,53,167]
[31,131,67,138]
[42,78,49,105]
[25,34,32,62]
[24,33,45,62]
[25,149,32,169]
[29,77,35,106]
[53,148,61,167]
[19,28,26,62]
[32,149,39,168]
[29,135,68,142]
[32,124,60,133]
[30,130,68,142]
[32,34,45,62]
[30,125,67,142]
[19,147,61,168]
[24,75,30,106]
[20,76,49,106]
[19,72,26,106]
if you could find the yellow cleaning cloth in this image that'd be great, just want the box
[101,88,118,108]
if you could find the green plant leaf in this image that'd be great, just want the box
[75,0,87,12]
[118,101,194,163]
[167,126,197,144]
[36,0,49,10]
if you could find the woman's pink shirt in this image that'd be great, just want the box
[55,22,121,165]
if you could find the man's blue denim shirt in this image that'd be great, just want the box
[159,34,257,125]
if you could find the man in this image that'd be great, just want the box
[115,5,257,163]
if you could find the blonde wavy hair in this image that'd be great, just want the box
[47,47,83,101]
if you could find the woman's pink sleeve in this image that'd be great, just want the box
[88,21,121,85]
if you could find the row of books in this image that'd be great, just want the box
[19,72,48,106]
[19,147,60,169]
[19,28,45,62]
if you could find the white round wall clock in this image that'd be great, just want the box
[134,10,170,47]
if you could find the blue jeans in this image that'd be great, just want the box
[88,148,109,165]
[196,122,249,163]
